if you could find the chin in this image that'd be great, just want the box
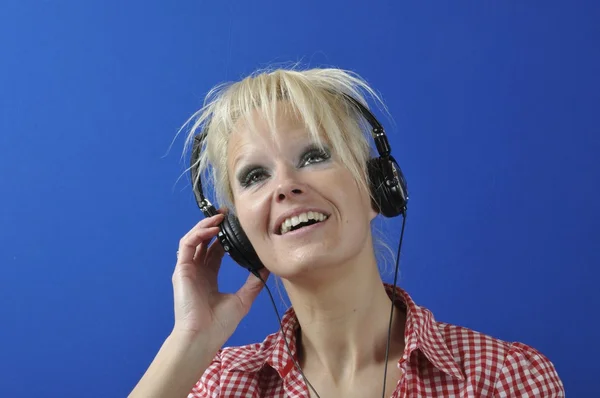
[268,248,348,281]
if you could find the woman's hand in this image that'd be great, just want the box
[171,211,269,345]
[129,211,269,398]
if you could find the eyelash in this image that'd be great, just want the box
[239,147,331,188]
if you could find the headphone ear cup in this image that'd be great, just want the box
[367,157,386,214]
[367,157,408,218]
[219,213,264,272]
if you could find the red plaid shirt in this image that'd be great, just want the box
[189,284,564,397]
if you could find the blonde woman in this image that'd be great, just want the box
[130,67,564,397]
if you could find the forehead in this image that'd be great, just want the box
[226,103,324,165]
[233,103,305,140]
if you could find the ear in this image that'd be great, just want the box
[360,178,379,222]
[365,189,379,222]
[368,204,378,222]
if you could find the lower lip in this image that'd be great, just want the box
[279,218,328,238]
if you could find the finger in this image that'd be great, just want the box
[205,238,226,264]
[177,227,219,267]
[187,213,225,234]
[178,223,222,264]
[193,233,213,262]
[235,268,270,314]
[179,213,224,253]
[191,210,227,261]
[175,227,221,283]
[195,235,225,267]
[198,241,226,293]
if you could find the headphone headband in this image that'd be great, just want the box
[191,132,214,216]
[342,94,391,158]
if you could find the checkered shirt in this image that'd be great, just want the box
[188,284,564,397]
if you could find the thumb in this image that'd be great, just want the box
[235,268,270,314]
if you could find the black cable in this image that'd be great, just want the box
[381,213,407,398]
[256,213,407,398]
[255,272,322,398]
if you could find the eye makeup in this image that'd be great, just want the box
[235,142,332,189]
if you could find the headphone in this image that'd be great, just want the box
[190,93,408,276]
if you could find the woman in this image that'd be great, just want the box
[130,67,564,397]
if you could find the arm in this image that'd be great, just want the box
[128,213,266,398]
[494,342,565,397]
[129,332,219,398]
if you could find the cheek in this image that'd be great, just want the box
[236,195,270,242]
[336,172,372,212]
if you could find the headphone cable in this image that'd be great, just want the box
[381,212,407,398]
[256,272,323,398]
[256,212,407,398]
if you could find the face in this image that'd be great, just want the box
[226,103,377,280]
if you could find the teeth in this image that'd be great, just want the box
[280,211,328,235]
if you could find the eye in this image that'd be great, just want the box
[239,167,269,188]
[300,147,331,167]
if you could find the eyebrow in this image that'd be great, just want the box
[230,137,330,177]
[231,153,247,172]
[229,141,255,172]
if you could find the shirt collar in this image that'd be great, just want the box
[385,284,465,380]
[224,283,465,381]
[220,308,300,376]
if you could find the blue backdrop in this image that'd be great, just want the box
[1,1,598,396]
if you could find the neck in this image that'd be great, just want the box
[282,251,406,383]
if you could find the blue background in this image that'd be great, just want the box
[1,1,598,396]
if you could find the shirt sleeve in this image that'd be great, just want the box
[493,342,564,397]
[187,350,222,398]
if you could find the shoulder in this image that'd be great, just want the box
[494,340,565,397]
[437,322,565,397]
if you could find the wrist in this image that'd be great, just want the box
[167,328,219,363]
[129,330,217,398]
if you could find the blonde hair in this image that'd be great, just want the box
[178,65,398,283]
[180,66,390,212]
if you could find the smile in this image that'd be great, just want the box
[279,211,329,235]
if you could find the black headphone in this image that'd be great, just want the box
[190,94,408,276]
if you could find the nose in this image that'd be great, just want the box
[275,182,304,202]
[276,186,304,202]
[274,169,305,203]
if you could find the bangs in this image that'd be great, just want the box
[181,67,385,211]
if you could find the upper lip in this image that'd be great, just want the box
[273,207,331,235]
